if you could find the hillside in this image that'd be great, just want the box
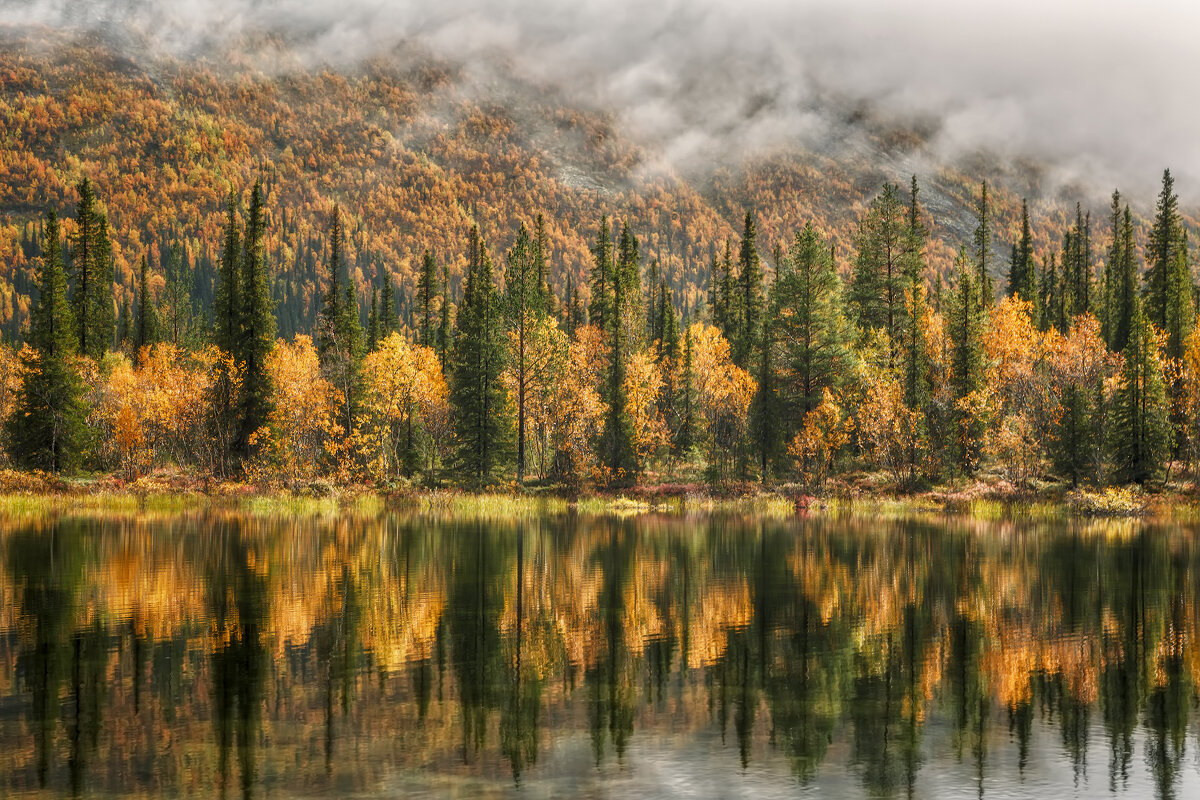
[0,28,1175,338]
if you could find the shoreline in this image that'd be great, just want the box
[0,469,1195,522]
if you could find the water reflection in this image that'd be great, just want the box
[1,513,1198,797]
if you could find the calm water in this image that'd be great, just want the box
[1,511,1198,799]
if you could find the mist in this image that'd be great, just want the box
[3,0,1198,201]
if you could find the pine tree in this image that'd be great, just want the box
[417,249,439,348]
[117,294,131,352]
[367,287,380,351]
[1008,200,1037,305]
[135,254,158,352]
[615,222,644,352]
[6,210,86,473]
[1039,251,1062,332]
[773,222,853,429]
[235,180,276,460]
[748,317,781,480]
[948,248,985,473]
[450,226,511,485]
[162,244,193,346]
[735,210,764,367]
[1110,296,1170,484]
[439,262,453,373]
[316,204,364,438]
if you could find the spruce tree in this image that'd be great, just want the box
[71,178,114,358]
[135,254,159,352]
[378,264,397,339]
[973,181,995,307]
[162,244,193,347]
[851,183,907,341]
[773,222,852,429]
[1008,200,1037,304]
[6,210,86,473]
[317,204,364,439]
[417,249,439,348]
[504,224,547,482]
[1109,203,1139,353]
[438,262,453,373]
[600,227,638,485]
[1145,169,1181,330]
[1110,297,1170,484]
[235,180,276,460]
[735,210,764,368]
[450,226,511,485]
[587,217,614,332]
[213,189,241,354]
[948,248,985,473]
[367,287,380,351]
[673,323,696,460]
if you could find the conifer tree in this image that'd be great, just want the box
[973,181,995,307]
[673,322,696,459]
[1039,251,1062,332]
[504,224,547,482]
[1145,169,1181,330]
[1110,296,1170,484]
[1008,200,1037,304]
[439,262,453,373]
[615,222,644,352]
[417,249,439,348]
[748,318,781,480]
[6,210,86,473]
[588,217,614,332]
[600,228,638,485]
[135,254,158,352]
[316,204,364,438]
[235,180,276,460]
[378,264,397,339]
[451,226,511,485]
[948,248,985,473]
[735,210,764,368]
[773,222,852,426]
[162,244,193,347]
[367,287,379,351]
[117,294,131,351]
[71,178,114,358]
[851,183,907,341]
[213,189,241,354]
[1109,203,1139,353]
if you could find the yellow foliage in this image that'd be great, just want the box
[789,388,852,489]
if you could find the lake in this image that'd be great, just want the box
[0,509,1197,798]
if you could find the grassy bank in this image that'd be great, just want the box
[0,468,1194,522]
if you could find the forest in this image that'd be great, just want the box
[4,166,1199,497]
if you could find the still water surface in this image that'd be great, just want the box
[1,510,1198,798]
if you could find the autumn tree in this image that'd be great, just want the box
[1046,316,1109,485]
[450,226,512,485]
[689,323,755,484]
[360,332,448,480]
[504,224,548,482]
[6,210,86,473]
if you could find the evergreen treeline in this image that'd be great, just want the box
[7,172,1200,493]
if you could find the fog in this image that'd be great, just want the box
[3,0,1198,199]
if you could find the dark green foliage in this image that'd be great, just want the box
[599,230,639,485]
[438,261,453,373]
[1008,200,1037,305]
[1107,198,1139,353]
[417,249,439,348]
[748,322,782,481]
[735,210,764,368]
[588,217,614,332]
[316,204,364,438]
[1040,251,1064,332]
[850,183,908,342]
[135,254,159,352]
[235,180,276,460]
[6,210,87,473]
[162,244,195,347]
[673,323,696,458]
[614,222,644,353]
[1061,204,1092,318]
[973,181,994,307]
[451,226,512,485]
[948,249,985,473]
[378,263,397,340]
[1052,379,1101,488]
[504,224,548,482]
[1145,169,1181,331]
[1109,298,1170,484]
[367,287,379,351]
[773,222,853,429]
[213,189,241,355]
[710,241,736,342]
[70,178,115,359]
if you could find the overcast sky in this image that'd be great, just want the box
[2,0,1197,199]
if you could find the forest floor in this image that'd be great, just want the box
[0,467,1195,521]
